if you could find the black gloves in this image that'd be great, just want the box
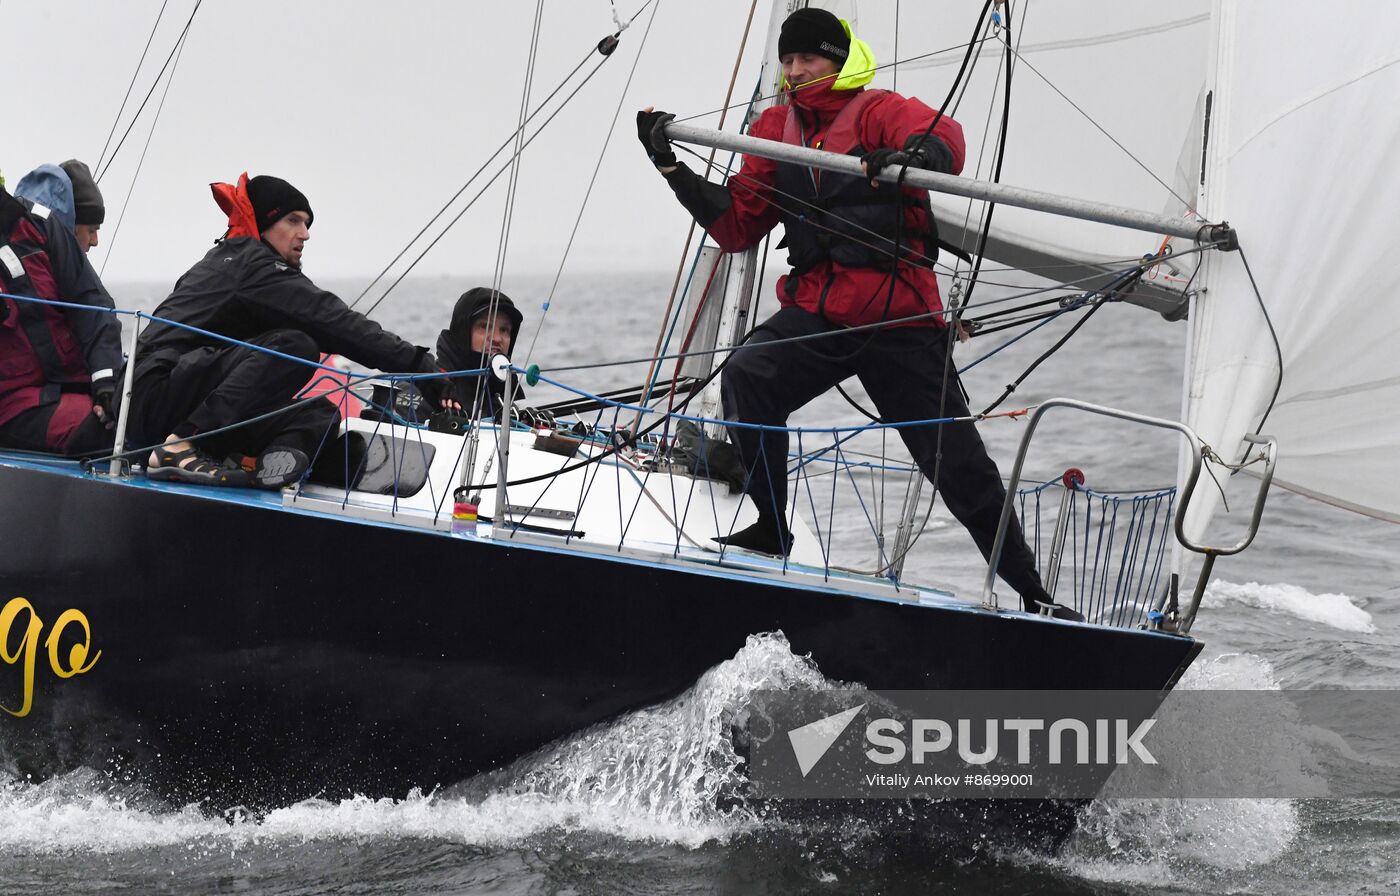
[861,134,955,183]
[411,348,447,411]
[90,377,117,429]
[637,109,678,168]
[860,148,916,183]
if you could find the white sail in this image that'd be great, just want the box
[847,1,1211,306]
[1184,0,1400,533]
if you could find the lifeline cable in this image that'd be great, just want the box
[12,292,1038,502]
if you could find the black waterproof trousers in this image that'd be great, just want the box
[129,328,340,460]
[720,307,1051,608]
[0,392,112,456]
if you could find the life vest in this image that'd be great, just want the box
[772,89,940,300]
[0,194,92,422]
[211,172,261,240]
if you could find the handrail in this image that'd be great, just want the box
[981,398,1206,611]
[1175,432,1277,633]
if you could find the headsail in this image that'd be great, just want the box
[1184,0,1400,532]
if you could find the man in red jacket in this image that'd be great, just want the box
[639,9,1078,619]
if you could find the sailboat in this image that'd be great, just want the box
[2,0,1390,839]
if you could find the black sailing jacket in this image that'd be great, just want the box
[137,237,420,374]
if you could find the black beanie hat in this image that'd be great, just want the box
[59,159,104,227]
[246,175,313,233]
[777,8,849,63]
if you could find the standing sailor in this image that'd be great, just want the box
[129,173,445,488]
[638,9,1077,618]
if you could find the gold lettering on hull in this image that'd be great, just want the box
[1,597,101,718]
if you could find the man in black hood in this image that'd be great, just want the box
[434,287,525,420]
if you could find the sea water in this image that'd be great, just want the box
[2,272,1396,894]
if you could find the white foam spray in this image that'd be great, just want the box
[1030,652,1302,886]
[0,632,834,853]
[1204,580,1376,633]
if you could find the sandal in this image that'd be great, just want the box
[250,446,309,489]
[147,444,252,488]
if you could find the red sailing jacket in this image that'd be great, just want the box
[0,187,123,428]
[671,79,965,328]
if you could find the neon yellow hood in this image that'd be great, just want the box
[832,19,876,91]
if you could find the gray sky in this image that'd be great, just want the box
[2,1,1207,294]
[2,0,770,286]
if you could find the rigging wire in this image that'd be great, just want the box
[635,0,761,430]
[100,17,191,278]
[462,0,546,431]
[95,0,169,173]
[876,0,1006,578]
[360,52,619,318]
[992,28,1194,211]
[973,276,1128,416]
[351,0,657,313]
[94,0,201,184]
[523,0,668,368]
[668,35,998,127]
[893,0,900,93]
[1236,243,1284,431]
[347,46,598,311]
[539,245,1219,376]
[900,14,1210,71]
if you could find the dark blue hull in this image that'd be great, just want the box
[0,458,1200,812]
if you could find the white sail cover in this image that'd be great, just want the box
[1185,0,1400,531]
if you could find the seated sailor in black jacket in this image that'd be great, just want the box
[129,173,444,488]
[435,287,526,420]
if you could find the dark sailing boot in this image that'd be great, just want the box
[714,513,794,557]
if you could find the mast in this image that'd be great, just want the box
[690,1,791,438]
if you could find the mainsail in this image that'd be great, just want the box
[1184,0,1400,531]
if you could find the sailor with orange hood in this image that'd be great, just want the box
[128,174,444,488]
[639,9,1077,618]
